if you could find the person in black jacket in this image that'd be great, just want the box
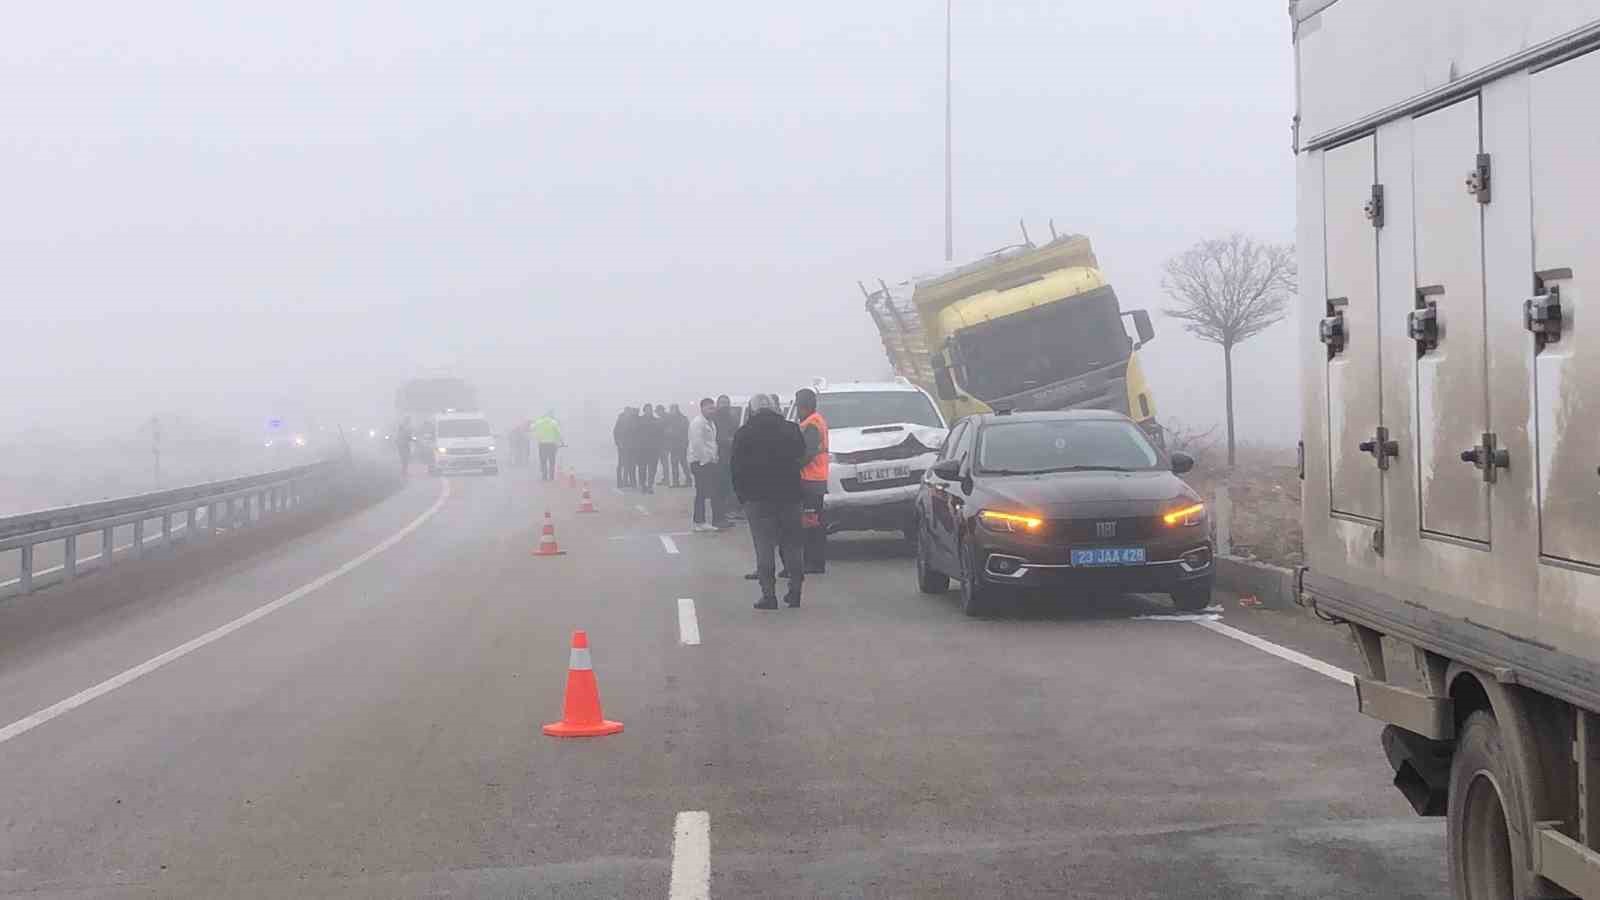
[634,403,663,494]
[730,394,807,609]
[614,408,637,488]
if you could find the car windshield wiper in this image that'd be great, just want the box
[1038,464,1137,473]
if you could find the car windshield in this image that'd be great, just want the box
[814,391,943,429]
[436,418,491,438]
[977,418,1159,474]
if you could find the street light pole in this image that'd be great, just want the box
[944,0,954,262]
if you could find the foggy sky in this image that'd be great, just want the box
[5,1,1297,447]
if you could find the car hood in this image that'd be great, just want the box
[978,470,1197,517]
[437,437,494,449]
[829,423,947,456]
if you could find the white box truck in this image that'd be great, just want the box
[1293,1,1600,896]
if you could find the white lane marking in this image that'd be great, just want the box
[669,810,711,900]
[613,487,626,497]
[608,532,692,541]
[1192,619,1356,686]
[677,598,700,646]
[635,504,649,515]
[0,479,452,747]
[660,535,679,555]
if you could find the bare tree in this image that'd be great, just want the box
[1161,234,1296,466]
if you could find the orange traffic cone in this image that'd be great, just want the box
[577,483,598,514]
[542,630,624,737]
[533,511,567,557]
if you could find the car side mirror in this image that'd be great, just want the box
[1170,451,1195,474]
[932,459,963,481]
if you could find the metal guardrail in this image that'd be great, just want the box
[0,460,344,597]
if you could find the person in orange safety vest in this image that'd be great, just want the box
[794,388,829,574]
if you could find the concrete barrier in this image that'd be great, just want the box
[1214,555,1298,610]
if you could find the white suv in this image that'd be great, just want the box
[792,378,949,538]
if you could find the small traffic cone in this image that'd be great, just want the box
[542,630,624,737]
[533,511,567,557]
[576,483,598,514]
[568,471,578,489]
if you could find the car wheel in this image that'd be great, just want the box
[916,529,950,594]
[959,539,995,617]
[1170,584,1211,612]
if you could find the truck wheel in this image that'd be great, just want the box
[916,530,949,594]
[1170,585,1211,612]
[1448,711,1537,900]
[959,541,995,617]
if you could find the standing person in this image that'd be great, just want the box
[687,397,728,531]
[730,394,807,609]
[712,395,741,520]
[634,403,662,494]
[532,410,563,481]
[654,404,671,486]
[509,420,531,468]
[794,388,830,574]
[395,418,414,477]
[614,407,636,488]
[666,403,691,488]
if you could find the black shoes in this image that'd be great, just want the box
[754,598,779,610]
[784,595,801,608]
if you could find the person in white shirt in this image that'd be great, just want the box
[687,397,729,531]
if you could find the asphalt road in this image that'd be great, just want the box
[0,464,1449,898]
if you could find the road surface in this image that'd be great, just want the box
[0,465,1448,898]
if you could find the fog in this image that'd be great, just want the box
[4,1,1297,500]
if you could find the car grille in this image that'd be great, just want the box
[840,470,925,492]
[1048,515,1163,542]
[445,447,491,456]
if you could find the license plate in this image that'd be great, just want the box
[856,464,910,484]
[1071,547,1147,567]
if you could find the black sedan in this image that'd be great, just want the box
[913,409,1213,616]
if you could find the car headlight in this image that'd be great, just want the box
[1162,502,1206,527]
[977,509,1043,534]
[488,445,496,452]
[436,447,447,457]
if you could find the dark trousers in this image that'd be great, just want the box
[636,456,657,493]
[691,462,726,525]
[538,443,558,480]
[668,448,689,486]
[617,450,635,487]
[746,499,804,601]
[802,481,827,571]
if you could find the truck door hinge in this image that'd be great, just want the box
[1319,298,1348,359]
[1408,286,1443,356]
[1460,432,1511,483]
[1363,184,1385,228]
[1359,425,1399,471]
[1465,153,1491,204]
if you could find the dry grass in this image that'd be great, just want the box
[1170,430,1303,568]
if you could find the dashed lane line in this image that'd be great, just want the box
[669,811,711,900]
[677,598,701,646]
[660,535,680,555]
[0,478,452,747]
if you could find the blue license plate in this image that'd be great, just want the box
[1071,547,1147,567]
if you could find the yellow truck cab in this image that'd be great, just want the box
[863,233,1160,441]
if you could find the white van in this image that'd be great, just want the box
[425,411,499,476]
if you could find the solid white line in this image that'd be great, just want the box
[0,479,452,747]
[677,598,700,646]
[660,535,679,555]
[1193,619,1356,686]
[669,810,711,900]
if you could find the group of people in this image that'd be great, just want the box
[506,412,564,480]
[613,404,691,494]
[700,390,830,609]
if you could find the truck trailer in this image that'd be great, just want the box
[1293,1,1600,896]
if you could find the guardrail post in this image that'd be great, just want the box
[186,506,198,540]
[1215,483,1232,557]
[132,519,145,558]
[64,534,77,580]
[19,544,33,594]
[162,513,172,545]
[101,526,114,567]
